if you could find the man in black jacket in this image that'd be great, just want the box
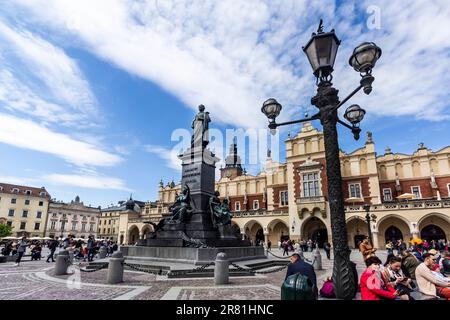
[46,236,58,263]
[285,253,318,298]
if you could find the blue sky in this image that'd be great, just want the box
[0,1,449,207]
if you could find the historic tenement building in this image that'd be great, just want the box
[0,183,51,237]
[109,122,450,248]
[46,196,101,239]
[99,197,164,244]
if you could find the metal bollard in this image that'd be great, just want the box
[54,250,70,275]
[214,252,229,285]
[99,246,107,259]
[107,251,124,284]
[313,248,322,270]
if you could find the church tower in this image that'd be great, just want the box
[220,138,243,179]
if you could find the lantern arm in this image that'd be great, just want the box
[337,118,362,141]
[332,84,363,112]
[269,112,321,129]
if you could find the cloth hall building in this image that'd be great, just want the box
[120,122,450,249]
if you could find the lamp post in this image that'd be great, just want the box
[261,20,381,300]
[363,204,377,247]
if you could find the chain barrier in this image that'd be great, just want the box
[230,262,289,275]
[123,262,164,275]
[67,259,108,273]
[266,250,313,264]
[79,264,107,273]
[167,261,216,277]
[266,250,292,259]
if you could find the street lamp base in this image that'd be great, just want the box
[332,250,356,300]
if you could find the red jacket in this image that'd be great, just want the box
[360,268,396,300]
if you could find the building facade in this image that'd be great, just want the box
[46,196,100,239]
[157,122,450,249]
[104,122,450,249]
[0,183,50,237]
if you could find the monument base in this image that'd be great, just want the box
[121,245,266,265]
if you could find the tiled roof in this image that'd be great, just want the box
[0,182,51,199]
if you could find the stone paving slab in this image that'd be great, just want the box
[0,249,387,300]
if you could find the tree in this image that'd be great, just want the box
[0,224,13,238]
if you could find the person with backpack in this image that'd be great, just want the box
[284,252,318,299]
[46,236,58,263]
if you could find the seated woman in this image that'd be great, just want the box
[382,256,414,297]
[360,256,409,300]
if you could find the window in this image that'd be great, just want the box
[7,221,12,227]
[253,200,260,210]
[280,191,289,206]
[52,212,57,217]
[50,221,56,230]
[36,211,42,219]
[11,198,16,204]
[411,186,421,199]
[146,207,149,214]
[12,188,19,194]
[383,188,392,201]
[62,213,67,219]
[25,199,30,205]
[73,214,77,219]
[22,210,28,218]
[90,224,94,232]
[349,183,362,198]
[61,222,65,231]
[72,222,77,231]
[8,209,14,217]
[39,192,46,197]
[235,201,241,212]
[34,223,40,230]
[107,228,110,234]
[302,173,320,197]
[109,220,111,225]
[38,201,43,206]
[20,222,26,230]
[25,190,32,195]
[81,223,86,232]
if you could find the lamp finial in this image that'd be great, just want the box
[317,19,324,34]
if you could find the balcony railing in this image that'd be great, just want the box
[344,199,450,212]
[233,210,288,218]
[296,196,325,204]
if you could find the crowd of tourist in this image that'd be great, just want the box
[1,235,119,266]
[359,236,450,300]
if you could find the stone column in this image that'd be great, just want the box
[264,232,269,246]
[372,232,379,249]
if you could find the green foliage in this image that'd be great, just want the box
[0,224,13,238]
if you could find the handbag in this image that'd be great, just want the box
[319,280,335,298]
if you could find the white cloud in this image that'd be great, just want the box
[0,175,37,186]
[144,144,182,171]
[8,0,450,125]
[0,19,98,121]
[0,113,122,167]
[43,173,132,192]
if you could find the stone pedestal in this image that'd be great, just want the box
[142,147,249,248]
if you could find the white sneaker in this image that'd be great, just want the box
[14,263,19,266]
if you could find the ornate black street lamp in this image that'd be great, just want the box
[363,204,377,247]
[262,20,381,300]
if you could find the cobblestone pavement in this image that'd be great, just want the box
[0,249,387,300]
